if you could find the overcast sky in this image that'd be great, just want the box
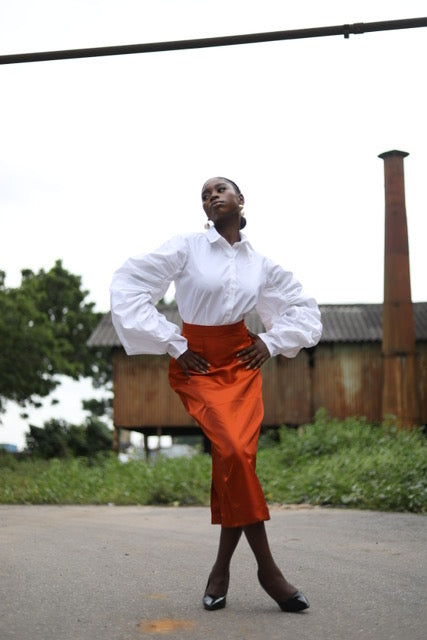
[1,1,426,448]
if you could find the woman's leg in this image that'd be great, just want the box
[243,521,298,601]
[206,525,243,596]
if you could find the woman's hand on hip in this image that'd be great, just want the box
[176,349,210,377]
[237,331,270,369]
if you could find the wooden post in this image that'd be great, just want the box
[113,426,120,453]
[143,433,149,459]
[378,150,419,428]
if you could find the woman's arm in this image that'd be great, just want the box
[255,260,322,359]
[110,235,188,358]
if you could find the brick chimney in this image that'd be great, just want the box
[378,150,419,427]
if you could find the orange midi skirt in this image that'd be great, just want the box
[168,320,270,528]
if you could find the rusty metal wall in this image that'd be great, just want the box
[113,351,196,428]
[113,344,427,430]
[417,344,427,422]
[313,343,383,422]
[261,352,312,425]
[113,349,313,429]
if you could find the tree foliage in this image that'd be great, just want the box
[0,261,111,413]
[81,397,113,418]
[25,417,113,458]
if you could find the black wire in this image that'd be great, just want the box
[0,17,426,66]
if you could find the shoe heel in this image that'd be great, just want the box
[203,573,229,611]
[257,570,309,612]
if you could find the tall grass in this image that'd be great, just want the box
[0,452,212,506]
[257,411,426,512]
[1,412,426,512]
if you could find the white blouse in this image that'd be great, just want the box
[110,227,322,360]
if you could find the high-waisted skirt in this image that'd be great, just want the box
[168,320,270,528]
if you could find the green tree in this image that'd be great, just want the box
[0,261,111,414]
[85,417,113,455]
[82,397,113,418]
[25,417,113,458]
[26,419,71,458]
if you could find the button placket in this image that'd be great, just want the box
[224,247,237,324]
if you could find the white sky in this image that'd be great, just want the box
[1,0,426,448]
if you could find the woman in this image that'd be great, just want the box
[110,177,322,612]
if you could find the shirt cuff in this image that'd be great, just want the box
[167,336,188,359]
[257,332,274,357]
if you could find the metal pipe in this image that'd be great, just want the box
[1,17,426,66]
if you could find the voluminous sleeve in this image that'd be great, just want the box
[110,235,188,359]
[256,260,322,358]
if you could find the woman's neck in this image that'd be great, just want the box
[214,220,241,246]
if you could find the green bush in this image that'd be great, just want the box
[1,412,425,512]
[25,417,113,458]
[257,410,427,512]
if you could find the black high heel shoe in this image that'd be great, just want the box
[203,573,230,611]
[257,571,310,612]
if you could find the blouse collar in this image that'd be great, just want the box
[206,225,251,248]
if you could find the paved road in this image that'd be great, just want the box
[0,505,426,640]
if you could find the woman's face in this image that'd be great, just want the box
[201,178,243,225]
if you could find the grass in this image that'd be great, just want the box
[257,411,426,512]
[0,452,212,506]
[1,411,426,512]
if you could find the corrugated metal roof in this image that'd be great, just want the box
[320,304,383,342]
[87,302,427,348]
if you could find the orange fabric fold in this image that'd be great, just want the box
[168,321,270,528]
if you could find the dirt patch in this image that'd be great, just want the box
[139,619,196,634]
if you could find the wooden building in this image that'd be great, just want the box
[88,302,427,449]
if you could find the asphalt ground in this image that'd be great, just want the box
[0,505,426,640]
